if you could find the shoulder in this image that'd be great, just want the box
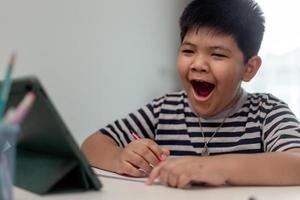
[152,90,187,106]
[245,92,294,122]
[247,92,287,108]
[142,91,187,116]
[149,91,188,115]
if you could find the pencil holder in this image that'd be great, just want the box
[0,123,20,200]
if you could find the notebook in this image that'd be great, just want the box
[5,76,102,194]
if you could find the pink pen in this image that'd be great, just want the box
[131,130,141,140]
[5,92,35,125]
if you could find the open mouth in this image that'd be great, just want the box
[191,80,215,98]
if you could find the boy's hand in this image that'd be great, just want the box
[146,156,229,188]
[113,139,169,177]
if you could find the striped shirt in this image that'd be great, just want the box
[100,89,300,156]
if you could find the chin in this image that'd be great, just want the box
[187,95,215,117]
[195,107,216,118]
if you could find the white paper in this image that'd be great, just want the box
[92,167,160,184]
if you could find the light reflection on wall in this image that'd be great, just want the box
[243,0,300,118]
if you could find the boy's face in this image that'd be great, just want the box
[177,28,249,117]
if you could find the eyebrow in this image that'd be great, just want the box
[181,42,232,53]
[181,42,195,47]
[209,46,232,53]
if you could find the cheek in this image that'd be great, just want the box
[214,66,244,85]
[176,58,188,78]
[176,61,191,90]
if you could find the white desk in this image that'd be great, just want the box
[14,175,300,200]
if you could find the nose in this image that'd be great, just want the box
[190,54,209,73]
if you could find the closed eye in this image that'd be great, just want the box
[181,49,194,54]
[212,53,227,58]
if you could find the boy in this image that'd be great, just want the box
[82,0,300,188]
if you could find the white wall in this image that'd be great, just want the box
[0,0,189,144]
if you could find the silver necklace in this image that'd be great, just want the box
[198,115,228,156]
[197,90,242,156]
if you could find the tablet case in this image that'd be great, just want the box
[5,76,102,194]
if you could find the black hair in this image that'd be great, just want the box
[179,0,265,62]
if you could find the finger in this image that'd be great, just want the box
[141,139,166,161]
[133,146,161,167]
[167,171,178,188]
[159,166,172,187]
[155,160,187,188]
[161,148,170,161]
[121,161,145,177]
[129,151,153,174]
[177,175,192,189]
[146,163,162,185]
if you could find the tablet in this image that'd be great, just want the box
[5,76,102,194]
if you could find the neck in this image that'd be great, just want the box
[223,87,242,112]
[200,87,244,120]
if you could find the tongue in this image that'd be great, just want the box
[195,82,214,97]
[197,88,211,97]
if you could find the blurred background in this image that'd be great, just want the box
[0,0,299,144]
[243,0,300,119]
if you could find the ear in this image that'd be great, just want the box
[242,56,261,82]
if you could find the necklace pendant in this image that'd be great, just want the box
[202,143,210,156]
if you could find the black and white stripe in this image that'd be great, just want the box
[100,90,300,156]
